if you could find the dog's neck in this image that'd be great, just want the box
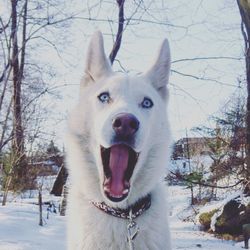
[91,194,151,219]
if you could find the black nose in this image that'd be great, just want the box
[112,113,140,137]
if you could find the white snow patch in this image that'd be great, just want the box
[169,186,244,249]
[0,185,245,249]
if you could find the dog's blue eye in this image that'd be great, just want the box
[98,92,110,103]
[141,97,153,108]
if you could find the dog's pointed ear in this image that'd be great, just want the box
[144,39,171,98]
[82,31,112,85]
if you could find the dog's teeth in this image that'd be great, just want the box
[124,181,130,188]
[103,186,110,192]
[111,194,122,198]
[122,189,129,195]
[104,177,111,185]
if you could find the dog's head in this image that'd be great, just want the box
[68,31,171,207]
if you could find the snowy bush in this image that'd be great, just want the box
[199,209,218,230]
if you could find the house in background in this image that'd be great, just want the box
[172,137,215,160]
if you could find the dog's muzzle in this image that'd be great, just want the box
[101,113,140,202]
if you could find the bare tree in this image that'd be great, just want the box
[0,0,79,203]
[236,0,250,183]
[10,0,27,188]
[109,0,125,64]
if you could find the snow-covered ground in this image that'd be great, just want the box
[0,185,245,250]
[0,202,66,250]
[169,186,243,250]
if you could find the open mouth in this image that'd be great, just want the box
[101,144,139,202]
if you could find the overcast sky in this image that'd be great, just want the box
[53,0,244,142]
[1,0,245,146]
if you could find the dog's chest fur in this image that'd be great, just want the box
[67,186,171,250]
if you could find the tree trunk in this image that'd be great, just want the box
[237,0,250,182]
[51,164,68,196]
[38,189,43,226]
[60,185,68,216]
[11,0,23,154]
[186,132,195,205]
[2,175,13,206]
[109,0,125,64]
[10,0,28,189]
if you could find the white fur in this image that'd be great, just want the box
[66,31,172,250]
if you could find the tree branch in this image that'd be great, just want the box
[0,17,10,34]
[19,0,28,84]
[169,171,244,189]
[172,56,242,64]
[109,0,125,64]
[171,69,237,87]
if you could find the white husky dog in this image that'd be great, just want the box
[66,31,172,250]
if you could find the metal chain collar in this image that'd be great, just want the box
[91,195,151,250]
[127,209,140,250]
[91,194,151,220]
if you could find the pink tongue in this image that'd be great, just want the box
[109,145,129,195]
